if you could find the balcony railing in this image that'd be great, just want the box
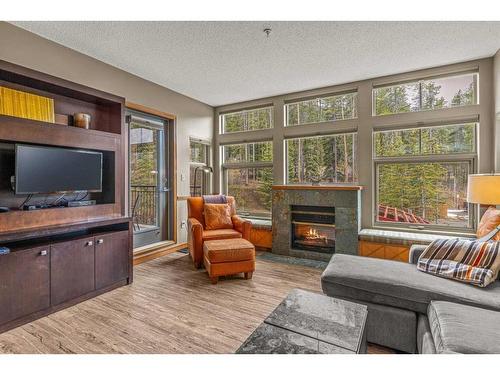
[131,185,157,228]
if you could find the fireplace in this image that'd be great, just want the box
[291,205,335,253]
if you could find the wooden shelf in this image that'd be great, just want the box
[0,204,122,238]
[0,59,126,237]
[0,115,120,151]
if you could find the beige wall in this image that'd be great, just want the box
[0,22,214,243]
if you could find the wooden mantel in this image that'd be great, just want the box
[272,185,363,191]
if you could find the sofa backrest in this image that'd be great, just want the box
[187,195,237,229]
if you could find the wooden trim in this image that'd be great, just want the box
[126,102,176,120]
[272,185,363,191]
[133,242,187,266]
[170,117,177,243]
[126,101,178,243]
[133,240,175,255]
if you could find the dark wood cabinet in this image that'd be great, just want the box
[95,230,130,289]
[50,236,96,306]
[0,61,131,334]
[0,246,50,325]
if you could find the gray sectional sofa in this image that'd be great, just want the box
[320,246,500,353]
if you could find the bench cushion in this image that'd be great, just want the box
[428,301,500,354]
[203,239,255,263]
[202,229,242,241]
[321,254,500,314]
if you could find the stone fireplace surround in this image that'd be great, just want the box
[272,185,362,262]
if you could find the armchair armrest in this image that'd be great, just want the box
[187,218,204,268]
[188,217,203,232]
[409,244,427,265]
[232,215,252,241]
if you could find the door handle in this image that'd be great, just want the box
[97,239,104,245]
[40,250,48,256]
[86,241,94,247]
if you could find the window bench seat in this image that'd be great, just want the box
[358,229,474,263]
[248,218,272,250]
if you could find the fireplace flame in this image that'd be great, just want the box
[304,228,327,241]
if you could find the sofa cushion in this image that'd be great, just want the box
[417,314,436,354]
[417,238,500,287]
[202,229,242,241]
[321,254,500,314]
[428,301,500,354]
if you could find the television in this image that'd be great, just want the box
[15,144,103,194]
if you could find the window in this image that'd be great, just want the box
[286,133,357,184]
[374,123,477,230]
[190,139,211,196]
[223,141,273,164]
[220,106,273,134]
[221,141,273,218]
[286,92,358,126]
[374,123,475,157]
[373,72,478,116]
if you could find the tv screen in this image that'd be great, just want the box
[15,144,103,194]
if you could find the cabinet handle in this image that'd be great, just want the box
[97,239,104,245]
[40,250,48,256]
[86,241,93,247]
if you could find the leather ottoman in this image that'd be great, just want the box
[203,238,255,284]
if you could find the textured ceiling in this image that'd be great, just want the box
[12,21,500,107]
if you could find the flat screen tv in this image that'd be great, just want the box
[15,144,103,194]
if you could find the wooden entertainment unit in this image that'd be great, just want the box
[0,60,132,334]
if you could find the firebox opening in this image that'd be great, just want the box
[290,205,335,254]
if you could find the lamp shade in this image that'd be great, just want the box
[467,174,500,205]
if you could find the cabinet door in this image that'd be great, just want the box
[50,237,95,306]
[95,231,130,290]
[0,246,50,325]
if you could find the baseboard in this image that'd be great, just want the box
[133,242,188,265]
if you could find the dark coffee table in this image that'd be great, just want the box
[236,289,367,354]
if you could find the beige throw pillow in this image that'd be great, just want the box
[417,238,500,287]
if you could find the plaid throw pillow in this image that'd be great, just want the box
[417,238,500,287]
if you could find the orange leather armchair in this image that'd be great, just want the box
[187,196,252,268]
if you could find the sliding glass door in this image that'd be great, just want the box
[128,111,171,248]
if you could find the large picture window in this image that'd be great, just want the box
[220,106,273,134]
[221,141,273,218]
[373,72,478,116]
[286,92,358,126]
[374,123,477,230]
[286,133,357,184]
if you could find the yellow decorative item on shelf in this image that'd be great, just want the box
[0,86,55,123]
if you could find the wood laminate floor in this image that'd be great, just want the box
[0,252,394,354]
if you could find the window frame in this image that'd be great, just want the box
[372,71,479,117]
[372,122,478,233]
[219,105,274,135]
[221,140,273,219]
